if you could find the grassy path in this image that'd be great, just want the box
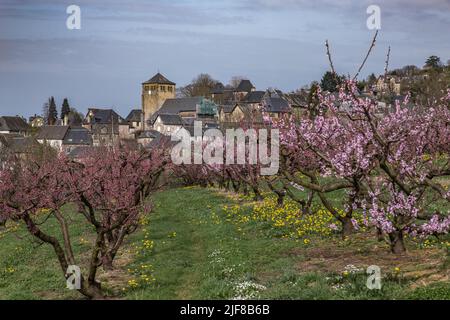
[125,187,300,300]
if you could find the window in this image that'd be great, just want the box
[168,86,173,92]
[160,86,166,92]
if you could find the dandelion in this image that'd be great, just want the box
[128,279,138,288]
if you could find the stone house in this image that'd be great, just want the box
[152,114,183,135]
[36,126,70,151]
[83,108,131,146]
[29,115,45,128]
[36,125,93,153]
[149,96,218,128]
[234,80,256,101]
[376,76,402,95]
[0,134,38,164]
[62,127,93,154]
[126,109,143,134]
[0,116,31,135]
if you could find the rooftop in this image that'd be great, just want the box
[126,109,142,123]
[157,114,184,126]
[85,108,125,125]
[236,80,255,93]
[143,72,176,85]
[36,126,70,141]
[63,127,92,145]
[0,116,30,132]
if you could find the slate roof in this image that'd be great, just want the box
[63,127,92,146]
[85,108,125,125]
[143,72,176,85]
[150,97,203,124]
[243,91,266,104]
[160,97,202,113]
[157,114,183,126]
[137,130,161,139]
[0,116,30,132]
[236,80,255,93]
[280,93,308,108]
[264,97,291,113]
[36,126,70,140]
[220,104,238,114]
[126,109,142,122]
[0,134,38,153]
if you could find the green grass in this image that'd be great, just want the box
[0,187,448,300]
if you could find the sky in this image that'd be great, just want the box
[0,0,449,118]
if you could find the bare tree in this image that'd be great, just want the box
[180,73,219,97]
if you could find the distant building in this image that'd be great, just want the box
[36,126,70,151]
[152,114,184,135]
[149,96,218,128]
[219,89,292,124]
[83,108,130,146]
[376,76,401,95]
[219,104,243,123]
[263,97,292,118]
[29,115,44,128]
[234,80,256,101]
[0,133,39,162]
[36,126,93,153]
[142,73,176,130]
[136,130,162,149]
[0,116,30,135]
[63,127,93,154]
[126,109,143,133]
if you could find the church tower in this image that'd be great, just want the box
[142,72,176,130]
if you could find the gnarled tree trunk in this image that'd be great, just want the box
[389,230,406,254]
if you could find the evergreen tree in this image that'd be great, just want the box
[320,71,341,93]
[425,56,442,69]
[61,98,71,120]
[48,96,58,125]
[367,73,377,86]
[42,102,49,125]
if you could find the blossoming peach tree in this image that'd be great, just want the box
[272,82,450,253]
[0,147,168,299]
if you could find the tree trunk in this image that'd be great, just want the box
[341,216,354,238]
[253,187,263,201]
[243,184,249,196]
[305,190,314,214]
[389,230,406,254]
[80,279,105,300]
[275,190,285,207]
[102,254,114,271]
[376,228,384,242]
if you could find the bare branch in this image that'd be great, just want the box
[353,30,379,81]
[325,39,337,75]
[384,45,391,78]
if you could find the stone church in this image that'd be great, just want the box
[141,72,176,130]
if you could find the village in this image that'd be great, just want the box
[2,55,448,160]
[1,0,450,303]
